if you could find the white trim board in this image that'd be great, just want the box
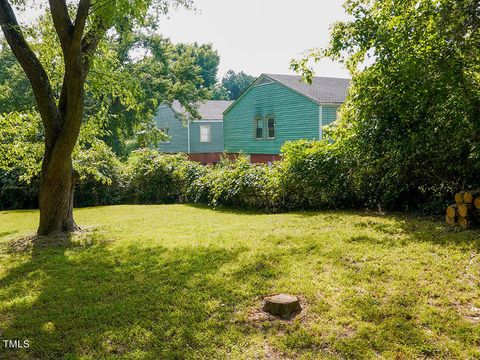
[319,105,323,140]
[191,119,223,123]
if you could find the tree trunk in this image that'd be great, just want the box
[37,148,79,236]
[1,0,100,236]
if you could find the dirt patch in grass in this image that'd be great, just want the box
[3,227,109,254]
[455,303,480,323]
[262,341,294,360]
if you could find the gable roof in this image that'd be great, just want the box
[171,100,233,120]
[263,74,350,104]
[223,73,350,115]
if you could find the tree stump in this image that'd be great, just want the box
[262,294,301,319]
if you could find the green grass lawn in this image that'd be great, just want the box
[0,205,479,359]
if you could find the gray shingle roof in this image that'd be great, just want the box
[171,100,233,120]
[263,74,350,104]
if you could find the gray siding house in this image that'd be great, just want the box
[154,100,233,163]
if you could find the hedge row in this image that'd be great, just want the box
[0,139,455,213]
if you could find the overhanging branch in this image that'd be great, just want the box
[81,19,108,74]
[0,0,61,142]
[48,0,74,48]
[73,0,91,44]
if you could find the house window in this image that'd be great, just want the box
[254,116,263,139]
[159,128,170,144]
[200,125,211,143]
[266,115,275,139]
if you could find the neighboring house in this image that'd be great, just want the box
[223,74,350,163]
[154,100,233,164]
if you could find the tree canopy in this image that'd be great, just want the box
[213,70,256,100]
[0,0,196,234]
[292,0,480,210]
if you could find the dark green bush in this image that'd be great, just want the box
[127,149,207,204]
[1,138,471,214]
[279,139,363,210]
[191,155,280,211]
[74,141,128,207]
[0,169,38,210]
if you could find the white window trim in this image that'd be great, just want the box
[266,115,276,140]
[200,124,211,143]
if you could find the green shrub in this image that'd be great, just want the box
[191,155,281,211]
[75,141,128,207]
[0,169,38,210]
[127,149,206,204]
[279,140,363,210]
[2,136,468,215]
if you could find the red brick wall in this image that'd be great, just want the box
[250,154,281,164]
[188,153,222,164]
[226,153,281,164]
[189,153,282,165]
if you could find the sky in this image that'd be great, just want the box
[158,0,351,79]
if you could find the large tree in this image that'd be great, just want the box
[0,0,192,235]
[213,70,255,100]
[292,0,480,210]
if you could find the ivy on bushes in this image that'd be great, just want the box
[75,141,128,207]
[1,143,361,212]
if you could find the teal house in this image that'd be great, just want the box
[154,100,233,163]
[223,74,350,163]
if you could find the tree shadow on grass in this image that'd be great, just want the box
[0,234,273,359]
[189,203,480,250]
[0,231,17,240]
[184,203,265,216]
[350,213,480,251]
[0,210,38,215]
[2,209,478,359]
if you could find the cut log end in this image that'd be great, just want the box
[455,192,465,205]
[445,215,456,226]
[463,190,480,204]
[446,204,458,219]
[262,294,302,319]
[474,197,480,210]
[450,191,480,230]
[458,204,473,218]
[458,217,470,230]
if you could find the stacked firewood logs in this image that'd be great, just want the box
[446,190,480,229]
